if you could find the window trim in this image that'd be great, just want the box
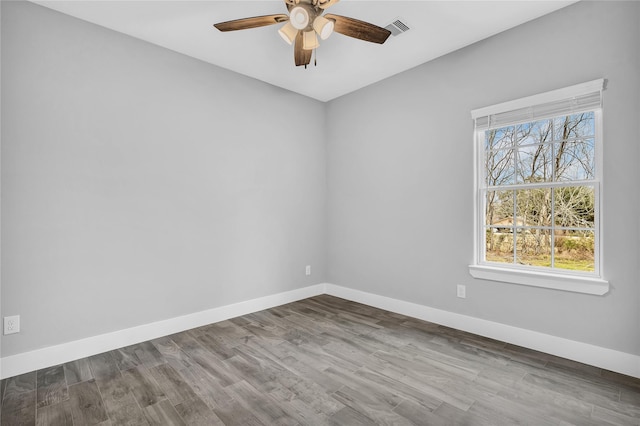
[470,80,609,295]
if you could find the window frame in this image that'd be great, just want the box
[469,80,609,295]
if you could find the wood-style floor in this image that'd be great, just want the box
[1,295,639,425]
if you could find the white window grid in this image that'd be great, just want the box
[475,108,603,278]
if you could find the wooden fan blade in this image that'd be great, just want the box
[323,14,391,44]
[294,31,312,67]
[214,14,288,32]
[318,0,340,10]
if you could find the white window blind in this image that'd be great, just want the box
[472,79,604,130]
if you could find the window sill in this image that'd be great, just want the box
[468,264,609,295]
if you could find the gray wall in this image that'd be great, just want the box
[327,1,640,356]
[2,0,639,361]
[1,1,326,356]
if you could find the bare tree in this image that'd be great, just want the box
[484,112,595,266]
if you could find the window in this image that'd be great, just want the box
[469,80,609,295]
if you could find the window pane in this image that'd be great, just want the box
[486,149,514,186]
[486,227,514,264]
[554,230,595,272]
[554,138,595,181]
[516,144,553,183]
[554,112,595,140]
[554,186,595,228]
[515,188,552,227]
[485,190,513,226]
[516,119,553,146]
[485,126,515,151]
[475,86,601,278]
[516,228,552,267]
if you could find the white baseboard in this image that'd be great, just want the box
[0,284,325,379]
[324,283,640,379]
[2,282,639,379]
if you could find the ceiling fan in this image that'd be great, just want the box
[214,0,391,68]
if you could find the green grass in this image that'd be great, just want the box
[548,258,594,271]
[486,253,594,272]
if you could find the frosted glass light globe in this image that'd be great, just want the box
[290,7,310,30]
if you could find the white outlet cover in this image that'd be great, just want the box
[4,315,20,335]
[457,285,466,299]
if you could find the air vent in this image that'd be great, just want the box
[385,18,410,37]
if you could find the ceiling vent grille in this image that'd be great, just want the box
[385,18,410,37]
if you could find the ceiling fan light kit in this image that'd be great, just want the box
[290,6,310,29]
[278,22,298,45]
[313,15,334,40]
[303,30,319,50]
[214,0,391,67]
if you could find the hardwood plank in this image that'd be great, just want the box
[273,398,332,426]
[328,405,376,426]
[620,386,640,406]
[88,352,120,381]
[148,363,198,405]
[121,366,165,408]
[371,353,476,411]
[175,364,235,409]
[498,378,598,425]
[224,345,295,394]
[106,400,148,426]
[466,393,559,426]
[68,380,108,425]
[200,320,253,346]
[1,377,7,404]
[354,367,442,412]
[242,323,287,346]
[502,343,553,368]
[36,401,73,426]
[280,355,344,395]
[393,399,450,426]
[189,331,236,360]
[284,373,345,416]
[174,396,224,426]
[95,374,148,426]
[110,346,141,371]
[1,389,36,426]
[210,399,264,426]
[325,371,407,420]
[63,358,93,385]
[4,371,37,397]
[591,404,640,426]
[430,401,496,426]
[522,370,623,407]
[150,336,193,371]
[135,341,166,369]
[292,341,363,373]
[111,341,163,372]
[170,333,239,387]
[36,365,68,408]
[224,380,298,425]
[143,400,186,426]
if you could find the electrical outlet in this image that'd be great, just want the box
[305,265,311,276]
[457,285,466,299]
[4,315,20,335]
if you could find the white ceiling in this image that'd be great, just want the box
[31,0,578,102]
